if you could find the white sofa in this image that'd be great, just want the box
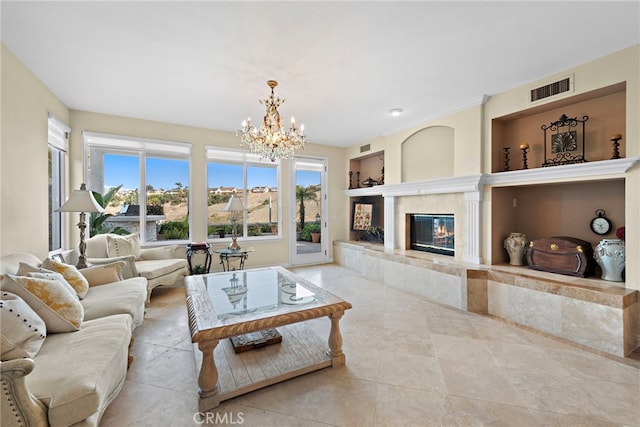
[85,234,189,305]
[0,253,147,427]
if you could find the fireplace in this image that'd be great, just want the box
[409,214,455,256]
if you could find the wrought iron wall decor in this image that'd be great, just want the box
[541,114,589,167]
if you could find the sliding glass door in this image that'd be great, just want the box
[290,157,328,265]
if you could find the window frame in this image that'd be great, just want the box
[48,113,69,254]
[206,147,282,243]
[83,131,192,246]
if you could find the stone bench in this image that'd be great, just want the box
[334,240,639,357]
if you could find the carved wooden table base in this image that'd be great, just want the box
[185,267,352,412]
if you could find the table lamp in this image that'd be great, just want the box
[223,195,244,250]
[56,183,104,268]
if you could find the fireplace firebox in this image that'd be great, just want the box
[409,214,455,256]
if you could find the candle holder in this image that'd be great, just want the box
[520,143,529,170]
[503,147,511,171]
[356,171,361,189]
[610,134,622,160]
[348,171,353,189]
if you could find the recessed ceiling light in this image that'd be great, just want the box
[389,108,404,116]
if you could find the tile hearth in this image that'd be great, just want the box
[101,264,639,426]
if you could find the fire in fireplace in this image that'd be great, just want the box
[409,214,455,256]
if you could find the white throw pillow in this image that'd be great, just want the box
[1,291,47,361]
[106,233,141,260]
[79,261,125,286]
[0,274,84,333]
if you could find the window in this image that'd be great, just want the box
[206,148,280,240]
[84,132,191,244]
[48,114,68,252]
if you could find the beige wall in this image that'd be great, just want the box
[1,44,69,259]
[69,111,347,267]
[346,104,484,186]
[401,125,454,182]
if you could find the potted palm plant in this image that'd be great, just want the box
[90,185,129,236]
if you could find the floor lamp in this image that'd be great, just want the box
[223,195,244,251]
[57,183,104,268]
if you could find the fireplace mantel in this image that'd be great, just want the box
[343,157,639,198]
[344,157,640,265]
[344,174,483,197]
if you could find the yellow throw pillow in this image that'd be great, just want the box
[16,262,80,299]
[41,258,90,299]
[0,275,84,333]
[106,233,141,260]
[1,291,47,360]
[79,261,125,286]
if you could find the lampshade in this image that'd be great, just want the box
[223,195,244,212]
[57,183,104,213]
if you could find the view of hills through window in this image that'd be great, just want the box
[101,154,320,241]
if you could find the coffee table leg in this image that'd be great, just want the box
[197,339,220,411]
[328,311,345,366]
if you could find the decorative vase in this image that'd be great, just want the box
[504,232,528,266]
[594,239,625,282]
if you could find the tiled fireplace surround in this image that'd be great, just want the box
[340,158,640,357]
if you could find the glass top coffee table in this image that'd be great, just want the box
[185,266,352,411]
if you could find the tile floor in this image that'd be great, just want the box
[101,264,640,426]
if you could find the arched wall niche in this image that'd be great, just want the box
[401,125,455,182]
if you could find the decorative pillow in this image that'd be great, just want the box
[0,274,84,333]
[106,233,141,260]
[17,262,79,299]
[79,261,125,286]
[1,291,47,360]
[88,255,138,279]
[41,258,90,299]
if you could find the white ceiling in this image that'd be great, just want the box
[2,1,639,148]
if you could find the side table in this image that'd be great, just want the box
[212,247,254,271]
[186,243,213,274]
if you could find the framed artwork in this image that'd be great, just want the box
[352,202,373,230]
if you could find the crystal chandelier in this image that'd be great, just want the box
[238,80,308,161]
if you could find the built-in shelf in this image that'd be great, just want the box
[348,150,384,190]
[343,157,639,198]
[343,157,638,266]
[491,82,626,174]
[483,156,639,187]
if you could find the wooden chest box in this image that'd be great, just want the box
[230,328,282,353]
[526,236,595,277]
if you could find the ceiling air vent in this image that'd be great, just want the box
[530,76,573,103]
[360,144,371,153]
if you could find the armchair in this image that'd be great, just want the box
[85,234,189,304]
